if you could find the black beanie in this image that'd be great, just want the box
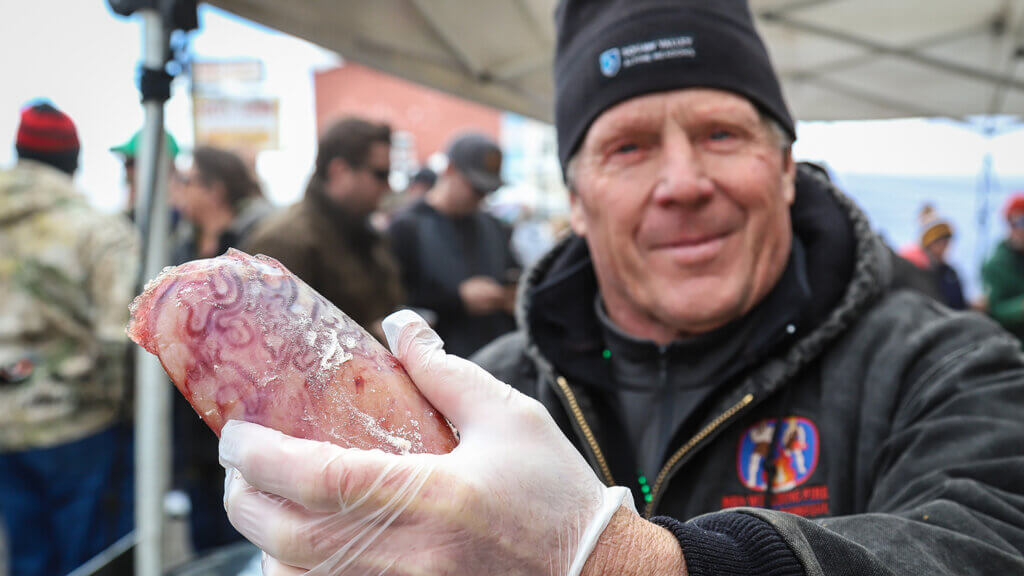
[554,0,795,172]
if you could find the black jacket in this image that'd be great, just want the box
[389,199,518,357]
[473,166,1024,576]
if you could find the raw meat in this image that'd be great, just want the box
[127,249,457,455]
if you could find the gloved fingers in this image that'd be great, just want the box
[224,469,323,568]
[382,309,519,430]
[221,419,432,513]
[261,552,306,576]
[220,420,347,512]
[226,460,436,572]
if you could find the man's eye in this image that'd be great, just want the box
[613,142,640,154]
[709,130,733,141]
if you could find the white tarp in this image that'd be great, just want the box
[207,0,1024,122]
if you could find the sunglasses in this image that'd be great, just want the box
[366,166,390,184]
[1011,216,1024,230]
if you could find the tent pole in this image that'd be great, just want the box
[134,9,173,576]
[976,150,994,282]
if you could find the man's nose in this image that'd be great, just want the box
[651,127,714,207]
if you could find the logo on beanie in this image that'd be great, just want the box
[599,36,696,78]
[599,48,622,77]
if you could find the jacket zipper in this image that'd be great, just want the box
[644,393,755,518]
[554,376,616,486]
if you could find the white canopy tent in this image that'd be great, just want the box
[204,0,1024,123]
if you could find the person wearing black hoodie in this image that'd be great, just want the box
[214,1,1024,574]
[469,0,1024,574]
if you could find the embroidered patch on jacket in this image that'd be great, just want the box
[736,416,819,493]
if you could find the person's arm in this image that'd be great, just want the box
[662,303,1024,576]
[85,214,140,397]
[220,311,660,575]
[944,265,968,311]
[983,257,1024,327]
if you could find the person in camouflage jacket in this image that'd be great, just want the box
[0,103,140,576]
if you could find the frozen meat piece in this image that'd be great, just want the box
[127,249,457,455]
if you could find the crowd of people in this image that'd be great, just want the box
[4,0,1024,574]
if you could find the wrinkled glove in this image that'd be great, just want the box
[220,309,633,576]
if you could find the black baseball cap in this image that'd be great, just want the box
[447,133,504,194]
[410,167,437,188]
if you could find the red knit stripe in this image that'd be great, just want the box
[16,106,79,152]
[21,112,76,132]
[16,130,79,152]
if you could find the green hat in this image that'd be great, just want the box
[110,129,179,159]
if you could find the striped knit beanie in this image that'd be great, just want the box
[918,204,953,248]
[16,102,80,175]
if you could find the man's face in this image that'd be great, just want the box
[176,166,223,223]
[1009,213,1024,249]
[570,88,796,342]
[925,236,951,262]
[447,169,485,215]
[326,141,391,217]
[123,157,137,209]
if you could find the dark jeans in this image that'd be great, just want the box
[0,424,134,576]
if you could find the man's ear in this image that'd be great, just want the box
[781,149,797,206]
[569,190,587,237]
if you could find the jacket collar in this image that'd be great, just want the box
[302,177,378,250]
[594,238,811,392]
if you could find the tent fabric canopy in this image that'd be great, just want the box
[208,0,1024,123]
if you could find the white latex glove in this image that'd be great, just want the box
[220,309,633,576]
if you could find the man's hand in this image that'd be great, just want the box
[220,310,647,575]
[458,276,506,315]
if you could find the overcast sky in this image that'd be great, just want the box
[2,1,1023,213]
